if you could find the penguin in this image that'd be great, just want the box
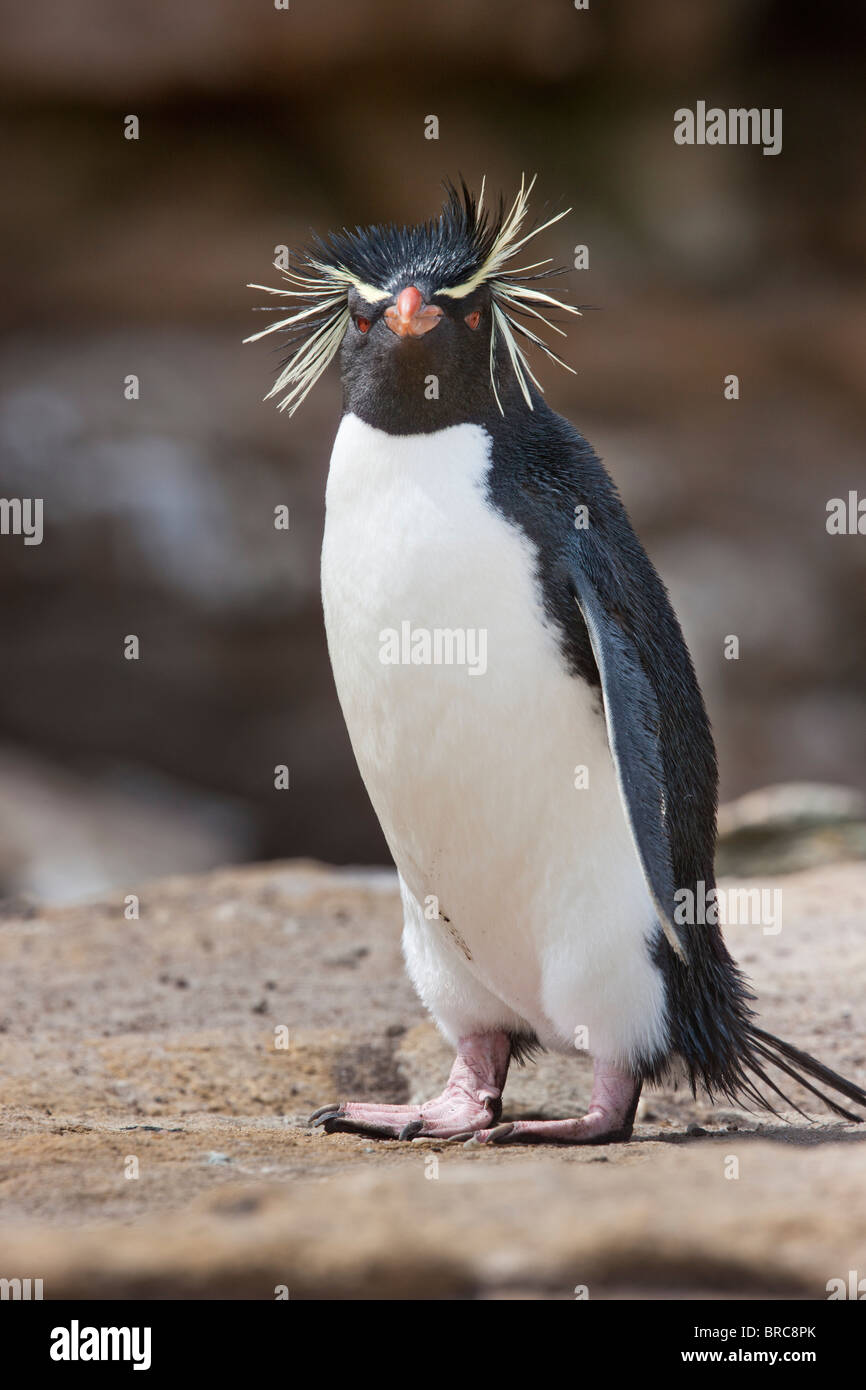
[247,177,866,1144]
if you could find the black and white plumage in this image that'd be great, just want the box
[248,179,866,1142]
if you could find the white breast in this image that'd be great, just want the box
[321,412,667,1068]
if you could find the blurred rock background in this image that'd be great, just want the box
[0,0,864,901]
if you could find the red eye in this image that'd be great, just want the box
[356,316,371,333]
[465,310,481,330]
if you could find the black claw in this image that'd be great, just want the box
[309,1103,342,1126]
[398,1119,424,1141]
[320,1115,395,1139]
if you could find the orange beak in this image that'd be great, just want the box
[384,285,443,338]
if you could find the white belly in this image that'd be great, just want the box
[321,413,667,1066]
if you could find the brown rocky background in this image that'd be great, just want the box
[0,0,864,898]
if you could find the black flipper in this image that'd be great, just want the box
[568,561,686,962]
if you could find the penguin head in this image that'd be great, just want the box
[338,277,497,428]
[246,176,581,426]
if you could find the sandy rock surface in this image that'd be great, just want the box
[1,859,865,1299]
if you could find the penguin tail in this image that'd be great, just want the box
[739,1025,866,1123]
[655,937,865,1122]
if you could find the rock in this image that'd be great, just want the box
[717,782,866,875]
[3,1142,866,1300]
[0,744,254,904]
[0,857,864,1298]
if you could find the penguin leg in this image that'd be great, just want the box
[309,1031,511,1140]
[467,1060,641,1146]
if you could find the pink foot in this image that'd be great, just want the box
[469,1061,641,1146]
[310,1032,511,1140]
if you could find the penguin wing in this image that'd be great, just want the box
[565,550,687,960]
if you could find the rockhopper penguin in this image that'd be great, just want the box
[247,178,866,1144]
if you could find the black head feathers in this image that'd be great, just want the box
[246,175,580,415]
